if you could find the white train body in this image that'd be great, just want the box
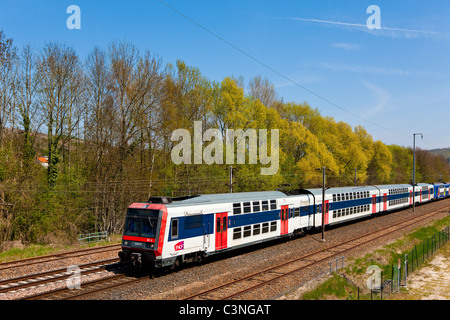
[119,183,438,269]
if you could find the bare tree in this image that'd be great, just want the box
[37,42,84,187]
[15,45,44,172]
[248,75,277,108]
[0,31,18,147]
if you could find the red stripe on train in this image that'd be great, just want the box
[123,235,155,243]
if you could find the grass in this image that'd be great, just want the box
[302,273,358,300]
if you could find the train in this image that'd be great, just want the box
[118,182,450,270]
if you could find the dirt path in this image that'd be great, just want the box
[402,243,450,300]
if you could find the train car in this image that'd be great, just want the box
[298,186,377,227]
[415,183,434,204]
[433,182,450,199]
[433,182,446,199]
[119,191,310,270]
[373,184,412,213]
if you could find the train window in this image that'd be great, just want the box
[244,226,251,237]
[337,194,341,201]
[270,200,277,210]
[262,222,269,233]
[171,219,179,239]
[216,217,221,232]
[270,221,277,232]
[185,215,202,229]
[253,224,261,235]
[345,193,349,200]
[333,212,336,219]
[233,203,242,215]
[346,208,349,216]
[295,207,300,217]
[243,202,251,213]
[233,228,241,240]
[333,194,336,202]
[261,200,269,211]
[253,201,260,212]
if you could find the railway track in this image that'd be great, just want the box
[22,271,143,300]
[0,243,121,272]
[0,258,128,300]
[183,204,450,300]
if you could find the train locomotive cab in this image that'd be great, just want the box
[119,203,165,270]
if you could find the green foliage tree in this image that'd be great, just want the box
[0,33,448,245]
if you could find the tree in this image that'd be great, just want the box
[15,45,43,175]
[248,75,277,108]
[37,42,84,187]
[0,31,18,147]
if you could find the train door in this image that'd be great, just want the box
[372,195,377,214]
[419,190,422,203]
[383,193,387,211]
[409,191,413,205]
[280,205,289,235]
[215,212,228,250]
[324,200,329,225]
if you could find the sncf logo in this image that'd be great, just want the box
[174,241,184,251]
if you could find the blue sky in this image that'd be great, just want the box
[1,0,450,149]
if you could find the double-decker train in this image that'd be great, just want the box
[118,182,450,270]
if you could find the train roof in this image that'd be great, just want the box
[152,191,288,208]
[416,183,434,187]
[373,184,412,190]
[431,182,450,186]
[306,186,376,196]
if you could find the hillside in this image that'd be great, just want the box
[428,148,450,163]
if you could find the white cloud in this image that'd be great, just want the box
[319,62,412,76]
[360,80,391,118]
[331,43,361,50]
[276,17,439,39]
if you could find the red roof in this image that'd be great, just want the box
[37,157,48,163]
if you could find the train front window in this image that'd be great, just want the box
[124,209,159,238]
[124,217,157,238]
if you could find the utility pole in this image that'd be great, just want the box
[229,166,233,193]
[321,166,326,241]
[316,166,330,241]
[412,133,423,213]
